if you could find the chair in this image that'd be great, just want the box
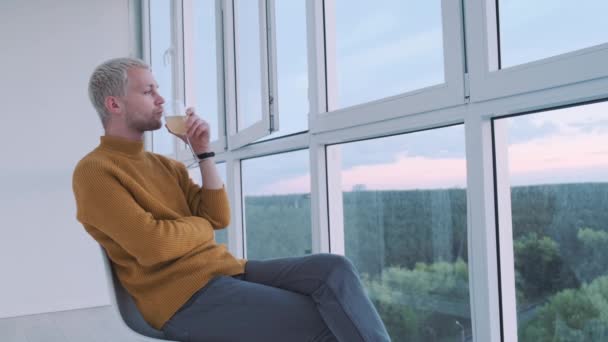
[100,247,177,341]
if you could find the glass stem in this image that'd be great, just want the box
[185,135,199,167]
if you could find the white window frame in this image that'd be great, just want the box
[307,0,331,255]
[141,0,153,152]
[464,0,608,103]
[492,118,517,342]
[143,0,608,340]
[145,0,229,163]
[465,112,504,342]
[181,0,228,155]
[226,0,279,149]
[310,0,467,133]
[172,0,188,161]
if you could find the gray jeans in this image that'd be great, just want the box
[162,254,390,342]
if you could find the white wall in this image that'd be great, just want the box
[0,0,135,318]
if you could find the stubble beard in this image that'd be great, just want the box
[126,110,163,132]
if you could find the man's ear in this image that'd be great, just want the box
[104,96,124,116]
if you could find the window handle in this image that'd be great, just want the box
[163,47,174,67]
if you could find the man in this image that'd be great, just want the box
[73,57,390,342]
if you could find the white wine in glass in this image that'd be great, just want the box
[164,100,199,168]
[165,115,187,135]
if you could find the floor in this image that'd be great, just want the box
[0,306,150,342]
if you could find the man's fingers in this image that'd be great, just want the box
[185,114,195,127]
[190,122,209,139]
[187,123,199,137]
[186,119,198,136]
[186,118,209,133]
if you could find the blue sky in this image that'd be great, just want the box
[499,0,608,68]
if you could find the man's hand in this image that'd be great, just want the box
[166,107,211,154]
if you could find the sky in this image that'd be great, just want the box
[150,0,608,196]
[499,0,608,68]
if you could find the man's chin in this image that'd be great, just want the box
[145,119,163,131]
[151,121,163,131]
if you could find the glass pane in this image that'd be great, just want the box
[328,126,470,341]
[235,0,264,131]
[499,0,608,68]
[330,0,444,109]
[497,102,608,341]
[188,163,228,245]
[258,0,309,142]
[241,150,311,259]
[150,0,174,155]
[191,0,222,143]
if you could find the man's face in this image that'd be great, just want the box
[121,67,164,132]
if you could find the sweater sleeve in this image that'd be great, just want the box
[175,163,231,229]
[73,160,215,267]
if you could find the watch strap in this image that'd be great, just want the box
[196,151,215,161]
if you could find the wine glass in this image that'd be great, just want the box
[164,99,199,168]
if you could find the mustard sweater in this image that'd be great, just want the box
[72,136,246,329]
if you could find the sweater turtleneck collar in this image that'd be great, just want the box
[99,135,145,158]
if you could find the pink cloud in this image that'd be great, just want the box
[251,128,608,195]
[256,154,467,195]
[340,154,466,191]
[256,175,311,195]
[508,132,608,184]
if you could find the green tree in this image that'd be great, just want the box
[521,275,608,342]
[575,228,608,283]
[362,260,471,341]
[514,233,578,304]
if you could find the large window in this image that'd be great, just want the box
[145,2,608,340]
[496,101,608,341]
[241,150,311,259]
[327,125,470,341]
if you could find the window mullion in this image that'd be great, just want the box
[322,0,338,112]
[266,0,279,133]
[257,0,271,133]
[309,139,331,254]
[464,113,502,342]
[306,0,328,122]
[325,145,345,255]
[141,0,153,151]
[171,0,185,106]
[493,119,518,342]
[307,0,331,254]
[223,0,238,150]
[171,0,186,159]
[214,0,228,152]
[226,158,245,258]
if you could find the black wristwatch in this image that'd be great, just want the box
[196,151,215,161]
